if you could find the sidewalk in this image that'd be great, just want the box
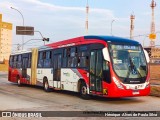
[0,71,7,74]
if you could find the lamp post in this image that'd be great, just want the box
[34,31,49,45]
[11,7,24,50]
[143,35,149,47]
[111,20,115,36]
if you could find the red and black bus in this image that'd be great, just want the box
[8,35,150,99]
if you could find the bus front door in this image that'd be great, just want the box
[53,54,62,88]
[22,57,28,78]
[90,50,103,93]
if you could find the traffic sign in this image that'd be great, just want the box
[16,26,34,35]
[149,33,156,40]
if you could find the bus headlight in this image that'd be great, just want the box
[113,77,124,89]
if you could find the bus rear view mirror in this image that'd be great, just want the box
[103,47,110,62]
[143,49,150,63]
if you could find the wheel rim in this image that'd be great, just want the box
[18,79,20,85]
[45,81,48,90]
[81,86,87,95]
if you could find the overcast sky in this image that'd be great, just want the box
[0,0,160,50]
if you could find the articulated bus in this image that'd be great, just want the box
[8,36,150,99]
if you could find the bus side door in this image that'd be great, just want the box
[22,54,28,78]
[90,49,103,93]
[53,50,62,88]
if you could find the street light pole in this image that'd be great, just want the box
[34,31,46,45]
[11,7,24,50]
[111,20,115,36]
[143,35,149,47]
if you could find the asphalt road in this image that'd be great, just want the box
[0,72,160,120]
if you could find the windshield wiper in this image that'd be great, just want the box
[129,57,142,78]
[124,57,143,83]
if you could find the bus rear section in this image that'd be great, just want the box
[8,48,38,86]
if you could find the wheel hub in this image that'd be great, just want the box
[45,82,48,89]
[82,86,87,95]
[18,79,20,85]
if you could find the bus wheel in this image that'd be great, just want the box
[17,78,21,87]
[43,80,50,92]
[80,82,90,100]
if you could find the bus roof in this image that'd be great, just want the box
[11,49,32,55]
[84,35,140,45]
[11,35,140,55]
[46,35,140,49]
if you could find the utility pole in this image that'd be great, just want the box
[149,0,156,47]
[11,7,25,50]
[17,44,20,50]
[85,0,89,34]
[130,13,135,39]
[111,20,115,36]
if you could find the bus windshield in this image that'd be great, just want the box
[110,44,147,84]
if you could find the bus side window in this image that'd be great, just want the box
[17,55,22,68]
[44,51,52,68]
[62,49,67,67]
[103,61,111,83]
[43,52,46,59]
[9,56,13,67]
[67,48,71,67]
[68,47,77,67]
[22,54,29,69]
[13,55,17,68]
[38,52,44,68]
[28,53,31,68]
[67,48,71,57]
[103,61,109,70]
[78,50,89,68]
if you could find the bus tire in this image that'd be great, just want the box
[80,82,90,100]
[17,77,21,87]
[43,79,51,92]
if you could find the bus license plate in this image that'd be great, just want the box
[133,90,139,95]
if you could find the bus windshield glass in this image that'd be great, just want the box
[110,44,147,84]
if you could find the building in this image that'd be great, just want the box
[144,47,160,64]
[0,14,12,63]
